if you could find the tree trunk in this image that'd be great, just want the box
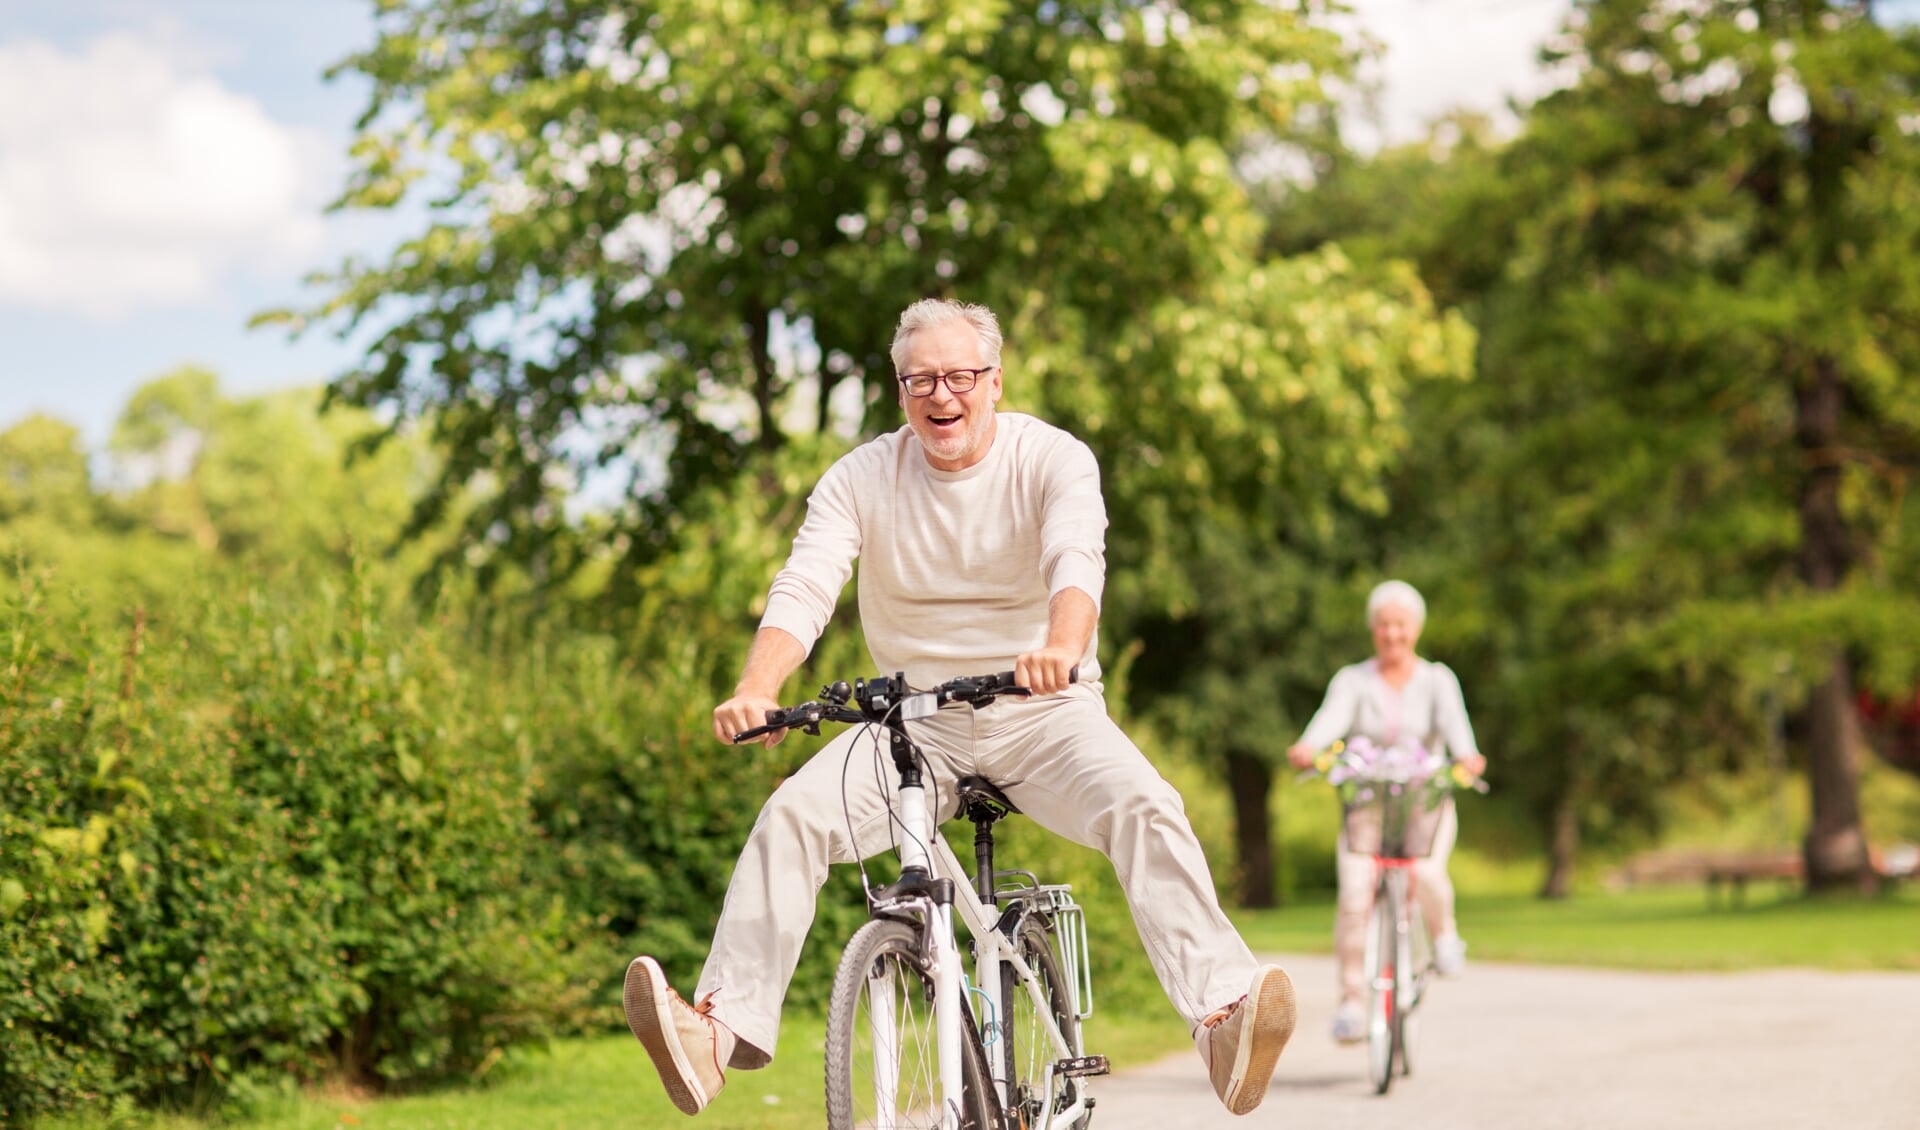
[1795,356,1877,893]
[1224,749,1277,908]
[1539,785,1580,900]
[746,303,780,452]
[1804,652,1876,892]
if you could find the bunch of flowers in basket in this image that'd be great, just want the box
[1306,736,1485,808]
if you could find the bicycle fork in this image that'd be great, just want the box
[879,728,968,1129]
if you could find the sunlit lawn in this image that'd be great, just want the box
[42,884,1920,1130]
[44,1008,1186,1130]
[1232,882,1920,972]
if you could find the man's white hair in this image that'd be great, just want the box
[890,298,1004,372]
[1366,580,1427,627]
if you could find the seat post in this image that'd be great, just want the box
[973,818,996,905]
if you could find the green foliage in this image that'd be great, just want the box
[0,415,94,527]
[0,584,149,1121]
[1251,0,1920,883]
[107,369,432,569]
[278,0,1354,595]
[206,570,583,1086]
[0,564,586,1122]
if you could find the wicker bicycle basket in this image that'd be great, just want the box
[1342,782,1446,858]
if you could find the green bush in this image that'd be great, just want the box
[0,587,150,1122]
[0,567,588,1122]
[507,631,873,1020]
[204,571,584,1087]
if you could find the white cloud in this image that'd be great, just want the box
[1340,0,1573,149]
[0,34,331,319]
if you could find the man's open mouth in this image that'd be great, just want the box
[929,414,962,427]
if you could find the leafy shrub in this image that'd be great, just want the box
[0,566,588,1121]
[0,586,149,1122]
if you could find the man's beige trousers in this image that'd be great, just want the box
[695,683,1261,1067]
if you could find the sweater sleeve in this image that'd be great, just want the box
[757,456,862,654]
[1296,667,1362,752]
[1038,436,1107,610]
[1431,662,1482,761]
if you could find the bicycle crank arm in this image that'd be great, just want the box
[1054,1054,1110,1077]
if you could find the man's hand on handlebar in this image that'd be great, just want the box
[1015,646,1080,697]
[1285,742,1317,771]
[715,691,787,748]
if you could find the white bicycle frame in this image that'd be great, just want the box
[871,692,1094,1130]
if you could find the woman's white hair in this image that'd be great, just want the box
[890,298,1004,372]
[1366,580,1427,627]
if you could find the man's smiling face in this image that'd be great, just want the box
[897,318,1003,471]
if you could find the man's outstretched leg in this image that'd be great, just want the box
[623,722,963,1112]
[983,691,1297,1115]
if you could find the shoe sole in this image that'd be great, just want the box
[1226,966,1297,1115]
[624,957,709,1115]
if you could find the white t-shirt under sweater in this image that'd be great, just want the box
[1296,658,1480,761]
[758,412,1108,687]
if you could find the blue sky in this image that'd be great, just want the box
[0,0,1572,448]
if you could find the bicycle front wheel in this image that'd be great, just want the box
[826,919,996,1130]
[1364,878,1400,1095]
[1399,897,1428,1078]
[1003,917,1084,1129]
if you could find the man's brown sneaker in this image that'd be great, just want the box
[624,956,735,1115]
[1197,964,1297,1115]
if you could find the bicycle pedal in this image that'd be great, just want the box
[1055,1055,1109,1077]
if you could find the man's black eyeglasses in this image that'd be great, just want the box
[898,366,995,398]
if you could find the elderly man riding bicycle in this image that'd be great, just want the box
[623,298,1297,1117]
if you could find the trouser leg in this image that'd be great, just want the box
[694,720,965,1068]
[1412,800,1460,938]
[978,686,1260,1030]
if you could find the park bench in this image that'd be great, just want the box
[1612,849,1803,907]
[1615,845,1917,906]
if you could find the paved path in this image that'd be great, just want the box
[1087,953,1920,1130]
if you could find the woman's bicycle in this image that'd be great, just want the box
[735,670,1106,1130]
[1303,740,1483,1095]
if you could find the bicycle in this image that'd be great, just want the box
[1303,740,1482,1096]
[735,669,1107,1130]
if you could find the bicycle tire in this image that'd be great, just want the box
[1393,893,1415,1079]
[1399,898,1429,1078]
[826,919,996,1130]
[1365,875,1400,1095]
[1001,916,1085,1129]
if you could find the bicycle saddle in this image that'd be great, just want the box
[956,775,1020,824]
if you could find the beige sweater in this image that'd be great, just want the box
[759,413,1107,687]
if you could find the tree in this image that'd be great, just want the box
[1400,0,1920,892]
[0,415,93,528]
[1048,250,1473,905]
[276,0,1352,600]
[107,368,432,570]
[284,1,1482,905]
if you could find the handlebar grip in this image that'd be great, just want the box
[994,666,1080,690]
[731,706,791,744]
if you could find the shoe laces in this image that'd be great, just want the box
[1201,996,1243,1031]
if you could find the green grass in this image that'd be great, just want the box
[34,1007,1187,1130]
[1231,883,1920,972]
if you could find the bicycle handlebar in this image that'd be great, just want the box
[732,667,1079,744]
